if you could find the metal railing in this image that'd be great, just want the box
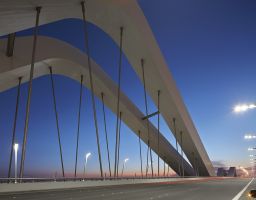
[0,176,198,184]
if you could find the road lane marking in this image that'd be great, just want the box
[232,178,254,200]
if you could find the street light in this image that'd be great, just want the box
[244,134,256,140]
[14,143,18,183]
[234,103,256,113]
[83,152,91,179]
[121,158,129,177]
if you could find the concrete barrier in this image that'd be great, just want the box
[0,178,208,194]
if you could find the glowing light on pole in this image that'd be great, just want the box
[14,143,19,183]
[83,152,91,179]
[121,158,129,177]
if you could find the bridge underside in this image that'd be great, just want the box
[0,0,215,176]
[0,36,195,176]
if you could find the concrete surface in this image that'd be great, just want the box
[0,178,252,200]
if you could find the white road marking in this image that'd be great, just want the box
[232,178,254,200]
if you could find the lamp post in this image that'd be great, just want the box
[83,152,91,180]
[14,143,18,183]
[121,158,129,177]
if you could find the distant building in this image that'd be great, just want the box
[217,167,237,177]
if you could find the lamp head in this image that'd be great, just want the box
[14,143,19,151]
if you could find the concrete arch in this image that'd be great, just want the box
[0,0,214,176]
[0,36,195,176]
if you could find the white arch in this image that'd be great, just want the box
[0,0,214,176]
[0,36,195,176]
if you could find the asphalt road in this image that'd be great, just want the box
[0,178,254,200]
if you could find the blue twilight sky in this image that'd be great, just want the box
[1,0,256,177]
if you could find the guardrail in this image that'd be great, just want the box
[0,176,199,184]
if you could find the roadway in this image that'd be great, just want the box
[0,178,254,200]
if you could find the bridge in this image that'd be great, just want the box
[0,0,254,199]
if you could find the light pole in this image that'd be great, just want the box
[14,143,18,183]
[83,152,91,180]
[121,158,129,177]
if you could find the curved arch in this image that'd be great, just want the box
[0,1,214,175]
[0,36,195,176]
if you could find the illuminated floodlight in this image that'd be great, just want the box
[83,152,92,179]
[121,158,129,177]
[234,104,256,113]
[14,143,19,183]
[85,152,91,163]
[245,135,256,140]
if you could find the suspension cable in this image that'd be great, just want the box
[163,159,166,176]
[138,130,143,178]
[157,90,160,177]
[81,1,103,178]
[195,157,199,176]
[114,27,124,178]
[19,6,41,179]
[74,75,83,178]
[167,164,170,177]
[117,111,122,177]
[180,131,184,177]
[8,77,22,179]
[192,152,196,176]
[173,118,181,176]
[101,92,112,177]
[141,59,153,177]
[49,67,65,178]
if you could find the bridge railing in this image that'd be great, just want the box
[0,176,198,184]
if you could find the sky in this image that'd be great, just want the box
[1,0,256,178]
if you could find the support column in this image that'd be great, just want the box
[49,67,65,178]
[74,75,83,178]
[101,92,111,177]
[173,118,181,176]
[141,59,153,177]
[157,90,160,177]
[117,112,122,177]
[8,77,22,179]
[19,6,41,179]
[138,130,143,178]
[114,27,124,178]
[81,1,103,178]
[163,159,166,177]
[180,131,184,177]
